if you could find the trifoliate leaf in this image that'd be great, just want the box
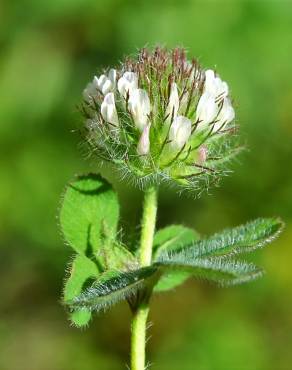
[68,267,158,313]
[153,225,199,292]
[177,218,284,259]
[60,173,119,258]
[63,254,100,327]
[155,252,263,287]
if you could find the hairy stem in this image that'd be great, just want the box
[131,186,158,370]
[140,186,158,267]
[131,303,150,370]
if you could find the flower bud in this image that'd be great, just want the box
[165,82,179,123]
[108,69,117,87]
[204,69,228,98]
[137,123,151,155]
[128,89,151,131]
[197,145,208,164]
[196,69,231,130]
[83,76,99,102]
[101,93,119,126]
[118,72,138,98]
[215,97,235,130]
[169,116,192,150]
[83,69,117,101]
[196,92,219,127]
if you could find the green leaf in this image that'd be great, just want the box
[60,173,119,258]
[153,225,199,292]
[155,252,263,287]
[154,270,191,292]
[177,218,284,259]
[69,310,92,328]
[68,267,158,313]
[63,254,100,327]
[153,225,199,258]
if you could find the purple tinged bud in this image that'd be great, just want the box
[197,145,208,164]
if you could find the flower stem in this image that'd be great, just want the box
[139,186,158,267]
[131,303,150,370]
[131,186,158,370]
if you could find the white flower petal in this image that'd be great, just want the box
[219,81,229,97]
[204,69,215,89]
[215,98,235,130]
[128,88,151,131]
[196,92,219,128]
[169,115,192,150]
[97,72,116,95]
[83,76,99,101]
[204,69,228,99]
[101,79,113,95]
[97,74,107,88]
[101,92,119,126]
[117,71,138,98]
[165,82,179,123]
[108,69,117,85]
[137,123,151,155]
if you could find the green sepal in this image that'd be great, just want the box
[153,225,199,292]
[63,254,100,327]
[60,173,119,263]
[100,241,138,271]
[68,267,158,313]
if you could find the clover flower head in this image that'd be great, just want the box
[81,47,238,193]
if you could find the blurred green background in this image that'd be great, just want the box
[1,0,291,369]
